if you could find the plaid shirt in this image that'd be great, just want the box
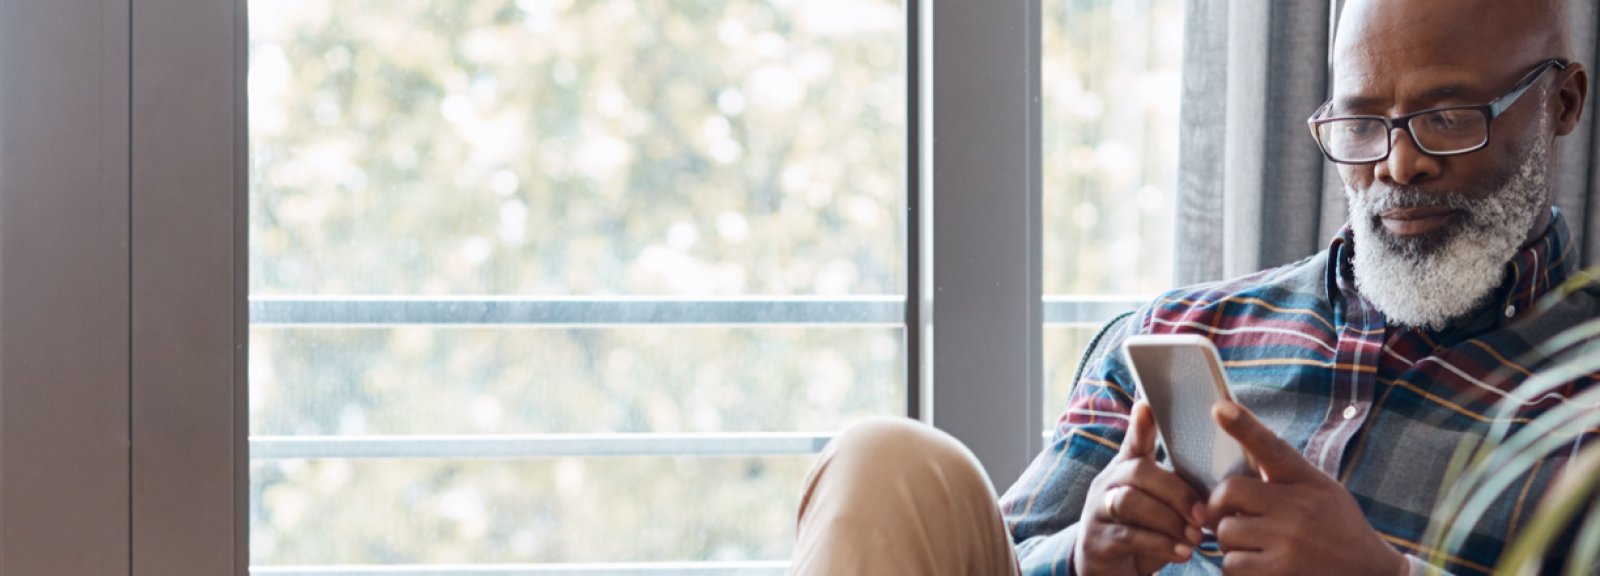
[1000,209,1600,576]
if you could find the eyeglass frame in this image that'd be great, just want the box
[1306,59,1569,165]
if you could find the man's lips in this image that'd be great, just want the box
[1379,207,1460,236]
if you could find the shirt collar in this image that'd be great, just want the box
[1326,207,1572,331]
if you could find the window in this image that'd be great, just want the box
[246,0,905,571]
[1041,0,1182,426]
[0,0,1177,570]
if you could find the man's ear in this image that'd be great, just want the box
[1555,63,1588,137]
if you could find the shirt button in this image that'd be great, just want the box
[1342,405,1359,420]
[1505,304,1517,318]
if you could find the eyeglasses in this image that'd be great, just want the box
[1307,59,1568,164]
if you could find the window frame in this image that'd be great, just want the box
[920,0,1047,484]
[0,0,1061,572]
[128,0,249,571]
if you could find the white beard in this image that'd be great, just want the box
[1345,116,1551,331]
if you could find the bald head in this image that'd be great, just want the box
[1326,0,1585,187]
[1325,0,1587,222]
[1335,0,1572,72]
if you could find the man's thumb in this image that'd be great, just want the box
[1122,400,1158,458]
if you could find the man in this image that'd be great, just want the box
[785,0,1598,574]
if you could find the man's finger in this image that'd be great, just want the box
[1124,458,1205,527]
[1120,400,1158,459]
[1100,485,1203,545]
[1203,476,1280,527]
[1213,515,1269,552]
[1098,457,1206,527]
[1220,550,1276,576]
[1213,401,1315,483]
[1090,522,1194,564]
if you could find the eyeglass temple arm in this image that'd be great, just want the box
[1489,60,1567,117]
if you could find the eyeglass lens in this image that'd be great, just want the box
[1317,109,1490,162]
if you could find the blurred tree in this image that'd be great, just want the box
[248,0,905,565]
[1040,0,1181,426]
[250,0,903,298]
[247,0,1183,566]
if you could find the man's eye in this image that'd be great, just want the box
[1424,111,1480,133]
[1342,122,1375,137]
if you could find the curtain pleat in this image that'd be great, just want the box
[1258,2,1333,269]
[1174,0,1231,286]
[1575,0,1600,265]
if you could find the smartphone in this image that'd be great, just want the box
[1121,334,1255,495]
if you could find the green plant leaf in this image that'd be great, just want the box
[1419,264,1600,571]
[1563,485,1600,576]
[1495,440,1600,575]
[1428,382,1600,556]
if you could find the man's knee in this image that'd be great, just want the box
[793,417,1012,574]
[823,417,991,490]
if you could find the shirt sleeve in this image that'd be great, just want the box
[997,307,1148,575]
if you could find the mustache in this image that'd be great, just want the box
[1356,185,1479,214]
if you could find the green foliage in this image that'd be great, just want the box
[1422,266,1600,575]
[250,0,905,298]
[1040,0,1182,424]
[248,0,907,564]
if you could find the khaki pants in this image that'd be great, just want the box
[787,417,1024,576]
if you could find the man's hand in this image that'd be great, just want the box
[1204,401,1407,576]
[1075,401,1205,576]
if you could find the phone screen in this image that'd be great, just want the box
[1122,335,1253,494]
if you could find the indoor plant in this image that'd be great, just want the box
[1424,266,1600,575]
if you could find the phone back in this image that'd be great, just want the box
[1122,335,1251,494]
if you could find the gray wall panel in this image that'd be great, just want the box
[130,0,245,571]
[0,0,132,572]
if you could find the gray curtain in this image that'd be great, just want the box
[1175,0,1600,286]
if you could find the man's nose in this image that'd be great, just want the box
[1373,128,1440,185]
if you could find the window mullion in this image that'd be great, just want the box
[922,0,1044,491]
[128,0,247,572]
